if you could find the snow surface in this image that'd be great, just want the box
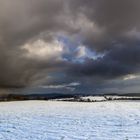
[80,96,106,101]
[0,101,140,140]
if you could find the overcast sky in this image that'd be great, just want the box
[0,0,140,94]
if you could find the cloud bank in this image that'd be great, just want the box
[0,0,140,93]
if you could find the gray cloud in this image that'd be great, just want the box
[0,0,140,94]
[0,0,69,88]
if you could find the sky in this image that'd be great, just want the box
[0,0,140,94]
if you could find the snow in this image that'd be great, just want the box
[80,96,106,101]
[0,101,140,140]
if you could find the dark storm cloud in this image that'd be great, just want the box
[0,0,72,88]
[68,0,140,51]
[65,0,140,83]
[67,45,140,79]
[0,0,140,93]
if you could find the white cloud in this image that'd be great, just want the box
[40,82,80,91]
[22,39,64,61]
[76,45,87,58]
[123,74,137,80]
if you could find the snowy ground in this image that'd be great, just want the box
[0,101,140,140]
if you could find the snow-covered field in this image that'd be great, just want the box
[0,101,140,140]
